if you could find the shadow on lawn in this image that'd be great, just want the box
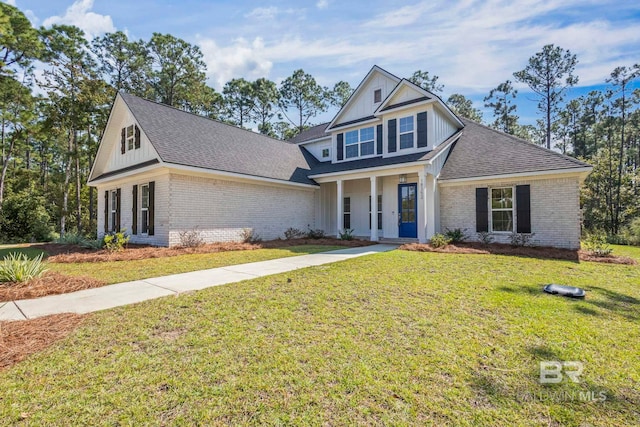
[581,286,640,321]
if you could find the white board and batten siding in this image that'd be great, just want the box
[92,96,160,180]
[334,72,398,125]
[433,109,459,146]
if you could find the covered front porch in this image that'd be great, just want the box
[312,166,439,243]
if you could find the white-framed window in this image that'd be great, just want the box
[141,184,150,234]
[369,194,382,230]
[322,148,330,158]
[110,190,118,232]
[399,116,414,149]
[374,88,382,103]
[490,187,514,232]
[345,127,375,159]
[343,197,351,229]
[126,125,135,151]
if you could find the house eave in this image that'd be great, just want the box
[88,159,161,185]
[438,166,594,186]
[308,160,432,180]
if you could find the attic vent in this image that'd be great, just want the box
[374,89,382,103]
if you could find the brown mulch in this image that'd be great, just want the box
[0,272,106,302]
[0,313,86,370]
[47,238,374,264]
[400,242,637,265]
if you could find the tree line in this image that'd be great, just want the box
[1,3,638,243]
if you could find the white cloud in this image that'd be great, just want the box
[42,0,115,39]
[4,0,17,6]
[316,0,329,10]
[245,7,279,20]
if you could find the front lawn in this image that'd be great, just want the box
[49,244,345,285]
[0,246,638,425]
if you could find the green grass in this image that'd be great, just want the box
[1,246,639,425]
[50,245,345,284]
[0,246,47,260]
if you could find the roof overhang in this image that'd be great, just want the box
[438,166,594,186]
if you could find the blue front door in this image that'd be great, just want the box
[398,183,417,238]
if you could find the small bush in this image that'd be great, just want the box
[80,238,104,250]
[240,228,262,243]
[620,217,640,246]
[55,233,89,246]
[510,231,535,247]
[477,231,494,246]
[339,228,354,241]
[178,227,205,247]
[430,233,452,248]
[444,228,468,243]
[583,232,613,257]
[306,227,326,239]
[284,227,306,240]
[0,253,48,283]
[103,230,130,252]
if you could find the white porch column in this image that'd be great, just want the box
[418,169,428,243]
[426,174,437,240]
[336,179,343,237]
[370,176,379,242]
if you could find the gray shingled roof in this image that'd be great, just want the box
[120,93,318,186]
[288,123,330,144]
[308,133,460,176]
[439,118,591,180]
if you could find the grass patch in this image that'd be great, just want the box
[0,247,47,260]
[50,245,344,284]
[0,247,638,425]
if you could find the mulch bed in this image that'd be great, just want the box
[400,242,637,265]
[0,272,106,302]
[0,313,86,370]
[47,238,374,264]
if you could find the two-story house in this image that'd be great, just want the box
[88,66,592,249]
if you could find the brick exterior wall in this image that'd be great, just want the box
[439,176,582,249]
[167,174,316,246]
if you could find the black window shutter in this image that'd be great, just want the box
[516,185,531,233]
[417,112,428,148]
[134,125,141,149]
[376,124,383,155]
[120,128,126,154]
[148,181,155,236]
[388,119,397,153]
[476,187,489,232]
[337,133,344,161]
[132,185,138,235]
[116,188,121,231]
[103,190,109,233]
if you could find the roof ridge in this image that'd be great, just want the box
[461,118,591,168]
[119,92,295,146]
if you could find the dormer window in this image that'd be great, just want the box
[374,89,382,103]
[345,127,375,158]
[399,116,414,149]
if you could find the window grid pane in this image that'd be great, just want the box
[399,116,413,133]
[345,130,358,145]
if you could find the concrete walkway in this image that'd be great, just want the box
[0,244,397,321]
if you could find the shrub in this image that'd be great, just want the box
[444,228,468,243]
[583,232,613,257]
[81,238,104,250]
[477,231,494,246]
[283,227,306,240]
[178,227,205,247]
[0,189,55,243]
[306,227,326,239]
[430,233,452,248]
[510,231,535,247]
[0,253,48,283]
[55,233,89,246]
[621,217,640,246]
[103,230,130,252]
[338,228,354,241]
[240,228,262,243]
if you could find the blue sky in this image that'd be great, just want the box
[5,0,640,126]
